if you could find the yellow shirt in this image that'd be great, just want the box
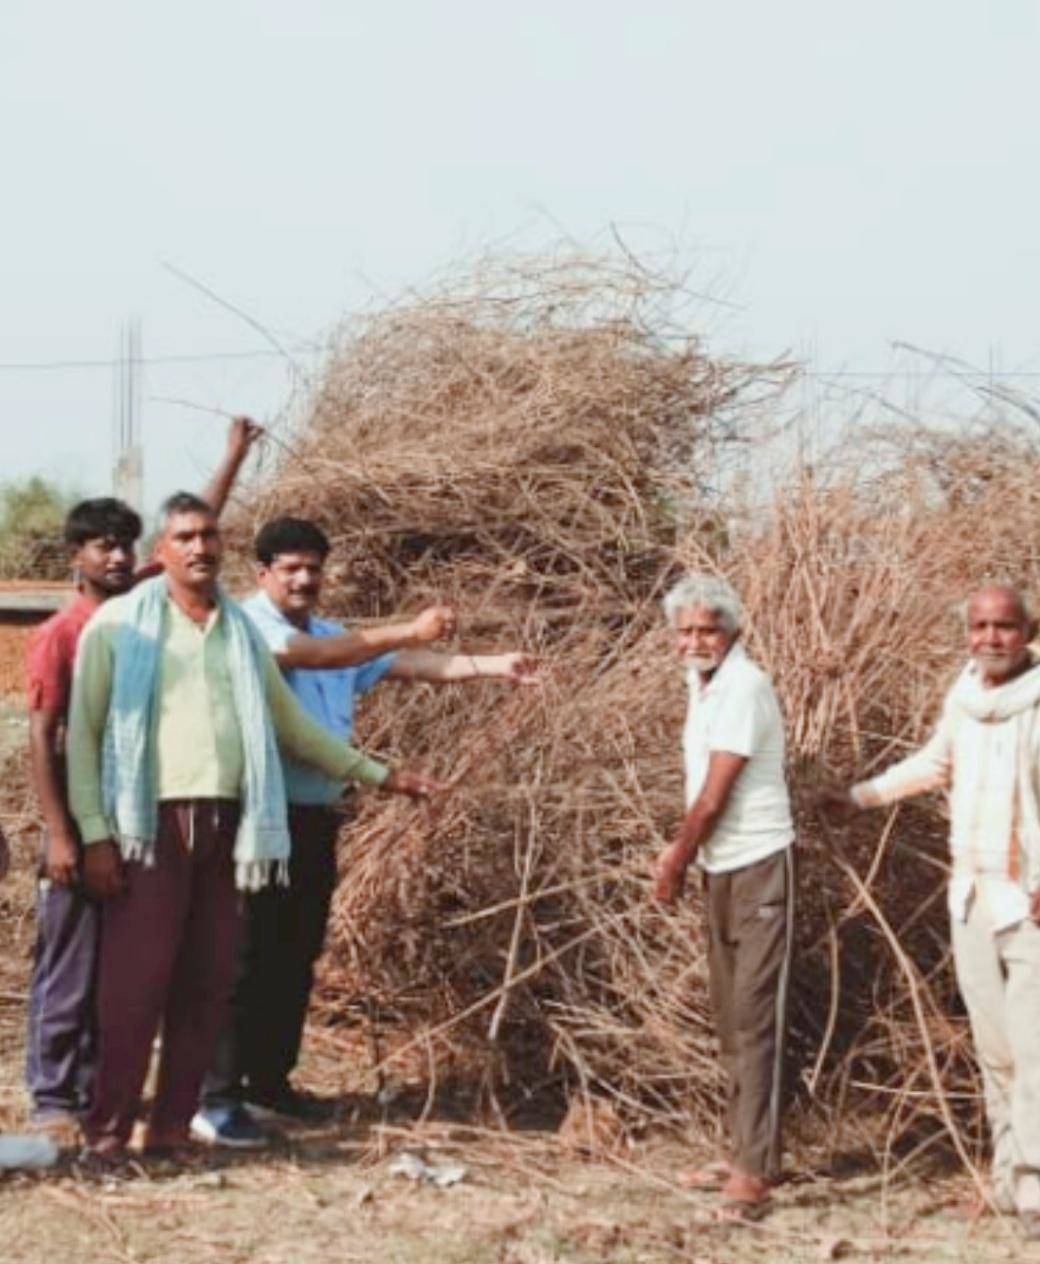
[67,593,389,844]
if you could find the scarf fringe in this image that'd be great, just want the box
[117,836,156,868]
[236,857,290,893]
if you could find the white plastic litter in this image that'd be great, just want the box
[387,1151,467,1188]
[387,1152,427,1181]
[0,1134,60,1169]
[428,1162,467,1188]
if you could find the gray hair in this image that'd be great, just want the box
[662,573,743,632]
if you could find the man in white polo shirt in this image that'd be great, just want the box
[654,573,795,1213]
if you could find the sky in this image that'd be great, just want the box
[1,1,1038,510]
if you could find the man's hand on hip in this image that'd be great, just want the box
[83,840,126,901]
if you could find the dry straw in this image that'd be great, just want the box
[222,251,1040,1173]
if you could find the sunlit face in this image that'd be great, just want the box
[967,587,1036,686]
[257,550,325,623]
[672,604,737,676]
[72,534,137,596]
[158,510,222,592]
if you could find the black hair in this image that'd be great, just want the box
[64,497,143,548]
[254,516,331,565]
[160,491,216,521]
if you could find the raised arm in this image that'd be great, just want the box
[386,648,539,684]
[276,607,457,671]
[201,416,264,518]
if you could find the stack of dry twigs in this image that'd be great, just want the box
[229,250,1040,1174]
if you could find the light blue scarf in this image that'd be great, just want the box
[100,575,290,890]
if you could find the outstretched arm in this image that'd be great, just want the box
[849,709,953,808]
[275,607,457,671]
[260,650,442,798]
[386,649,539,685]
[133,417,264,581]
[201,416,264,518]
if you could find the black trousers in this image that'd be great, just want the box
[704,846,795,1181]
[202,803,345,1106]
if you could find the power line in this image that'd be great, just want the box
[2,348,1039,381]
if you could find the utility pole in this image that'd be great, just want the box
[112,318,144,509]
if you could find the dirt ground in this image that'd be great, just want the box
[0,703,1033,1263]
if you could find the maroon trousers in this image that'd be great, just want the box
[84,801,242,1152]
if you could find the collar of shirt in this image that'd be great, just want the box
[247,587,341,639]
[166,595,221,635]
[66,590,102,626]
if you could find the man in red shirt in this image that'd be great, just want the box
[24,418,262,1135]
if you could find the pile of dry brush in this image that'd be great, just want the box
[228,254,1040,1172]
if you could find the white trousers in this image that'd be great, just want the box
[952,896,1040,1213]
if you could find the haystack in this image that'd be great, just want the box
[228,251,785,1128]
[233,252,1040,1168]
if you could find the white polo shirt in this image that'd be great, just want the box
[682,641,794,874]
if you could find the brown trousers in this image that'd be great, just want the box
[705,845,794,1181]
[84,801,242,1151]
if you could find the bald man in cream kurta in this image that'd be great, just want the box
[849,586,1040,1230]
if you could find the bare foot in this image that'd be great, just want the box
[677,1159,733,1190]
[719,1168,774,1206]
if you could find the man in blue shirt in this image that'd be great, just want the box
[194,517,537,1146]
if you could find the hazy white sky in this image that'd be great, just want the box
[2,1,1038,508]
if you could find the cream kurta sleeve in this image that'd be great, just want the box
[852,700,954,808]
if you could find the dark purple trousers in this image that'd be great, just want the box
[25,856,99,1118]
[84,800,242,1152]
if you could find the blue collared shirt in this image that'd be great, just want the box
[239,590,396,805]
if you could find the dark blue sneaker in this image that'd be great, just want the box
[189,1103,267,1149]
[243,1084,337,1125]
